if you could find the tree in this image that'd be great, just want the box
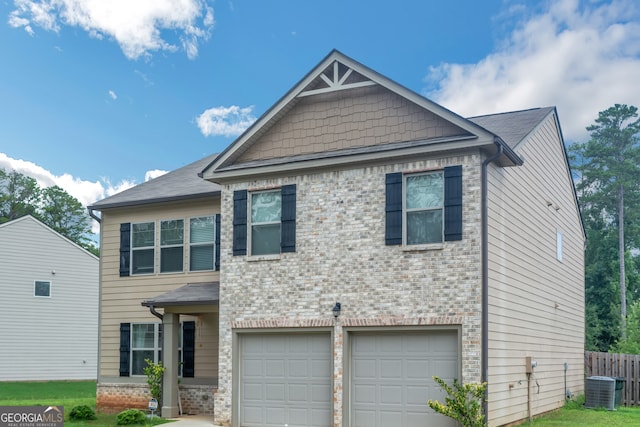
[612,300,640,354]
[0,168,98,255]
[0,169,40,222]
[38,185,95,251]
[570,104,640,339]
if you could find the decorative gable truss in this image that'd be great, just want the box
[298,60,375,98]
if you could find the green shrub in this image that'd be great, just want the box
[144,359,165,402]
[116,409,147,425]
[428,376,487,427]
[69,404,97,421]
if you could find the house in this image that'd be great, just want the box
[200,50,585,427]
[91,50,585,427]
[88,154,221,415]
[0,215,99,381]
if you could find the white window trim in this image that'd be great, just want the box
[160,218,185,274]
[130,322,184,377]
[188,215,216,272]
[34,280,51,298]
[402,171,445,246]
[131,221,155,275]
[248,189,282,256]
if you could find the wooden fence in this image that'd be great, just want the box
[585,351,640,406]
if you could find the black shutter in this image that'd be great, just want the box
[119,223,131,276]
[385,173,403,245]
[444,165,463,241]
[182,321,195,378]
[281,184,296,253]
[214,214,221,270]
[119,323,131,377]
[233,190,247,256]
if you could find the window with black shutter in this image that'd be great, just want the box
[233,185,297,256]
[385,165,463,246]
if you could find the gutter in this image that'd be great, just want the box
[481,140,504,418]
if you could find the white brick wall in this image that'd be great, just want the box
[214,153,483,426]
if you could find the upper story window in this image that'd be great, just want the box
[160,219,184,273]
[405,172,444,244]
[34,280,51,297]
[132,222,155,275]
[119,215,220,277]
[386,165,462,247]
[190,216,215,271]
[250,190,282,255]
[232,185,297,257]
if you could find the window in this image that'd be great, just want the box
[190,216,215,271]
[250,190,282,255]
[232,185,296,256]
[131,222,155,274]
[405,172,444,244]
[34,280,51,297]
[131,323,162,376]
[161,219,184,273]
[120,322,195,377]
[557,230,563,262]
[386,166,462,246]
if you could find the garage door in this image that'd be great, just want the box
[350,330,458,427]
[240,333,332,427]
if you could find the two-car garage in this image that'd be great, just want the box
[237,329,459,427]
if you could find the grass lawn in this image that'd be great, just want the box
[528,395,640,426]
[4,381,640,426]
[0,381,170,427]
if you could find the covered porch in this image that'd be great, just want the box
[141,281,219,417]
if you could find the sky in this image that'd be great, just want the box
[1,0,639,224]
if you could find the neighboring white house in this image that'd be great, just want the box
[0,215,99,381]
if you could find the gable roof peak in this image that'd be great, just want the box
[202,49,524,180]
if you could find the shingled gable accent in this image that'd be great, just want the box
[200,49,522,182]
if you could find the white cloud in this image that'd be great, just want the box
[196,105,256,137]
[145,169,168,181]
[108,90,117,100]
[8,0,215,60]
[424,0,640,142]
[0,153,167,233]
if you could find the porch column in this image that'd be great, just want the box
[162,312,180,418]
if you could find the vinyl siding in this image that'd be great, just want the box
[0,216,99,381]
[486,115,585,426]
[98,198,220,381]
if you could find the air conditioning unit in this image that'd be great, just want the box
[585,376,615,410]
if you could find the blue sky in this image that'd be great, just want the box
[1,0,639,214]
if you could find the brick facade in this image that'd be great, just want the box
[97,383,216,416]
[214,153,483,426]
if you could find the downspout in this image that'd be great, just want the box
[148,305,164,321]
[481,141,503,419]
[88,208,101,223]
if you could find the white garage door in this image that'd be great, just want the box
[350,330,458,427]
[239,333,332,427]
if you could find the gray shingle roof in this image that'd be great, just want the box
[89,153,221,210]
[468,107,555,149]
[141,282,219,307]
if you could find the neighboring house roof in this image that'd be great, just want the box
[201,49,524,181]
[89,153,221,210]
[0,215,99,260]
[141,282,219,307]
[468,107,556,149]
